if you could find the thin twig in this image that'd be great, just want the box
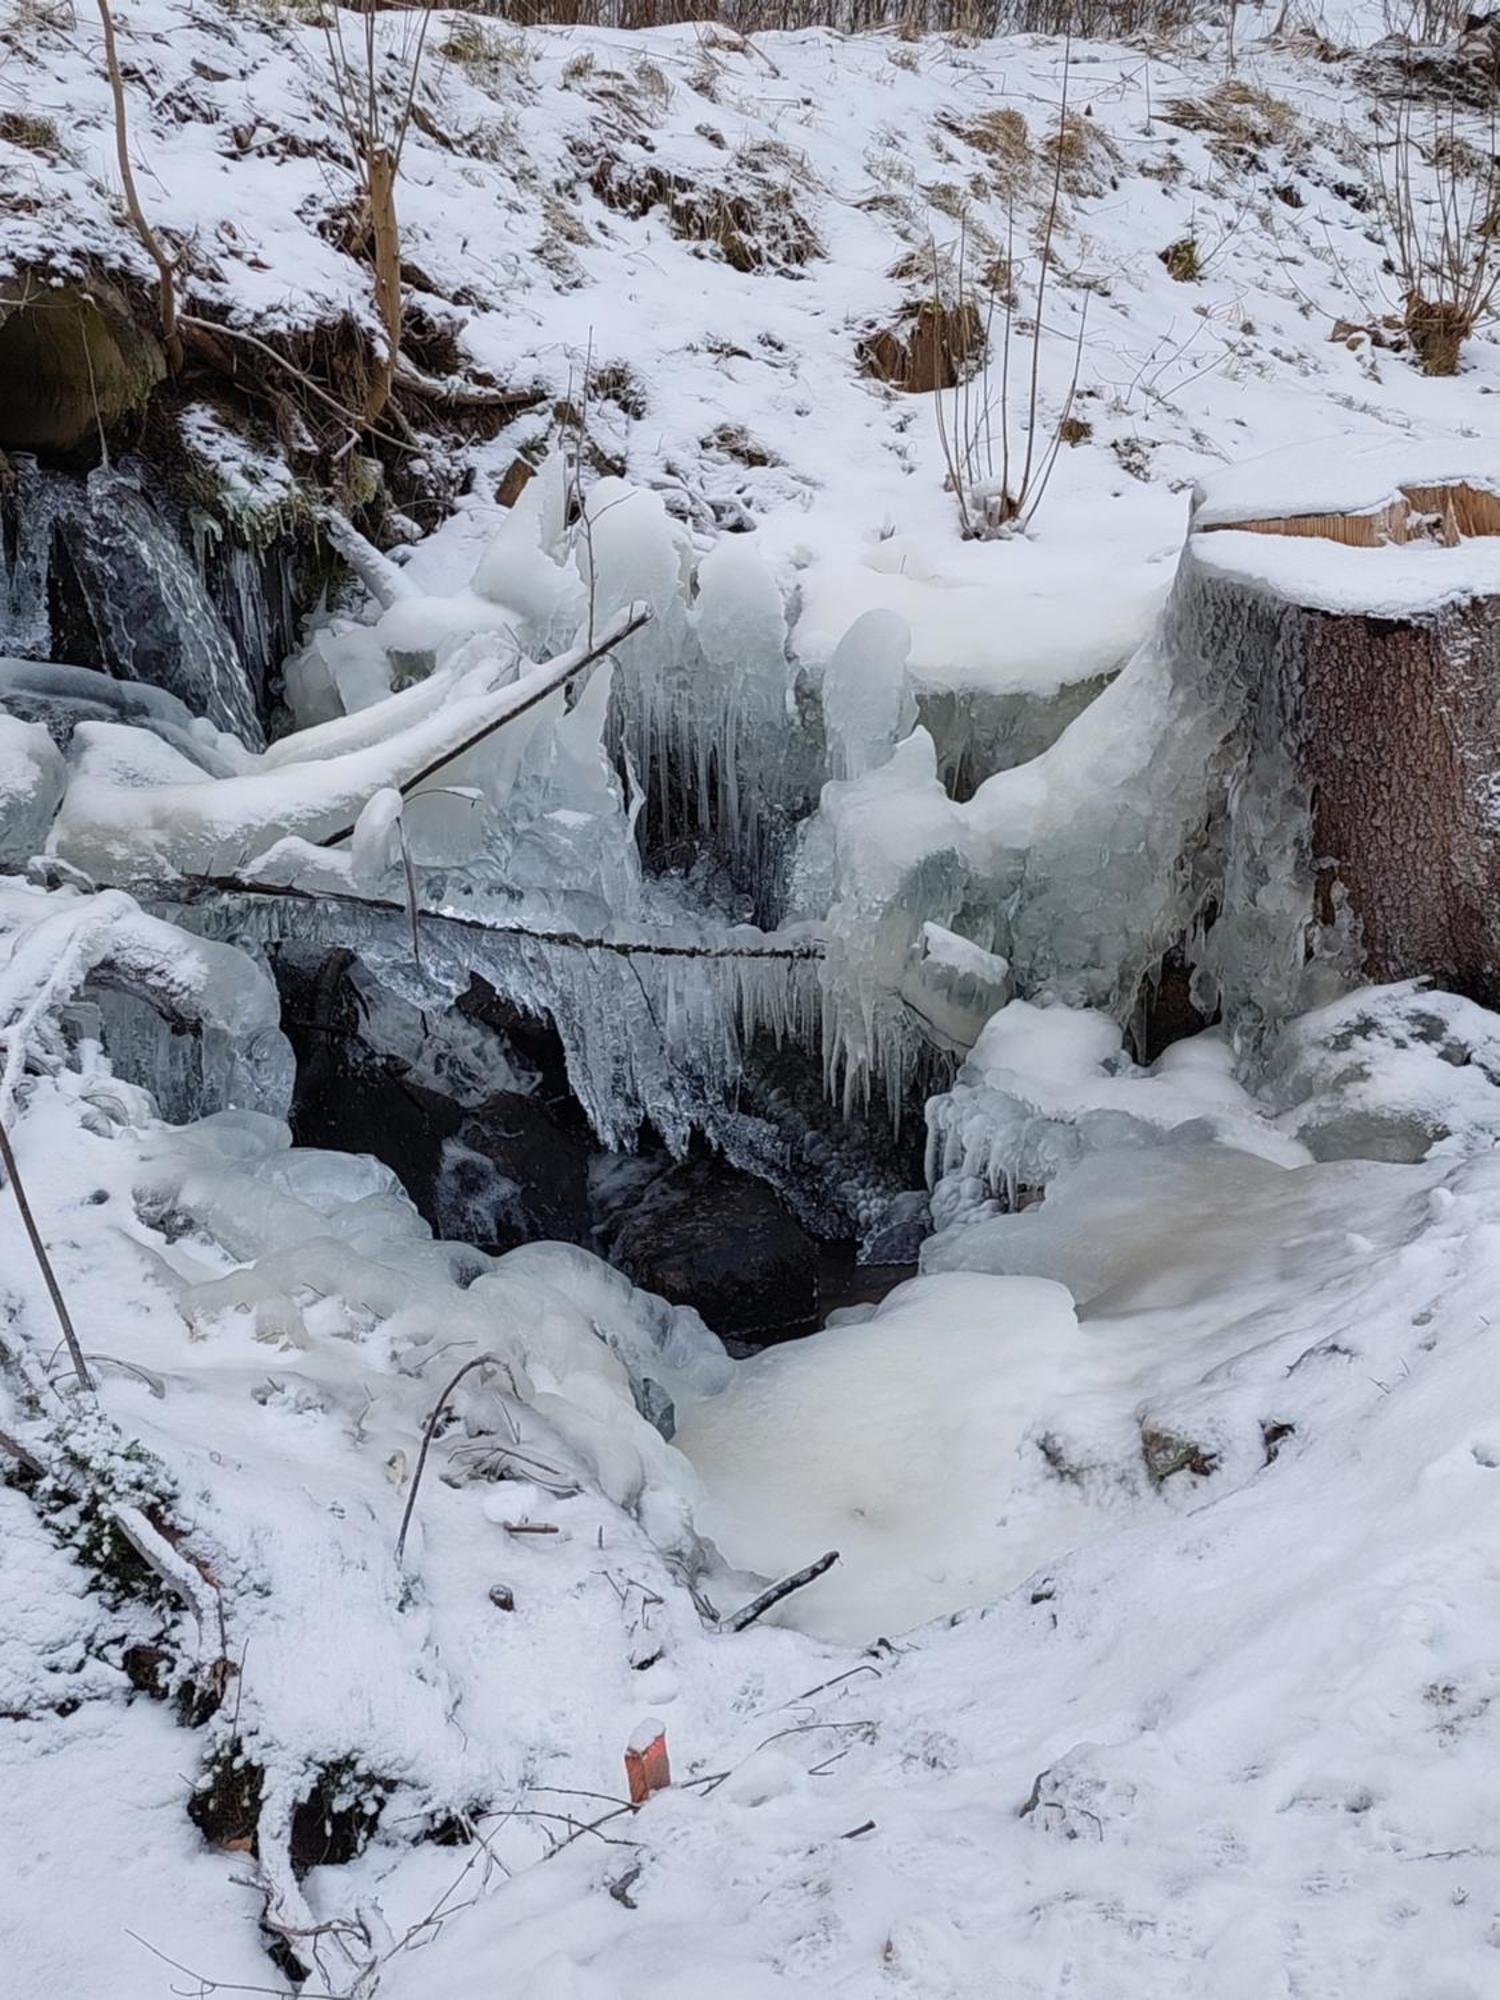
[320,604,652,846]
[95,0,181,368]
[395,1355,496,1567]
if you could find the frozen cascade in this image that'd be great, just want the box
[800,526,1371,1113]
[0,460,264,748]
[575,480,810,902]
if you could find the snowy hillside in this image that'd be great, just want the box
[5,1,1500,1996]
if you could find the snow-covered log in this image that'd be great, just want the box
[1186,440,1500,1021]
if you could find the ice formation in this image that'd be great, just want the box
[0,461,264,747]
[923,999,1303,1228]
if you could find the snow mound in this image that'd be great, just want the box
[677,1270,1085,1644]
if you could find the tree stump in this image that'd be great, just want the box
[1185,445,1500,1013]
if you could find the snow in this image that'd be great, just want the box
[1191,523,1500,615]
[8,2,1500,1995]
[677,1270,1088,1644]
[792,532,1168,699]
[1191,433,1500,529]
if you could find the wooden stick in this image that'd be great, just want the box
[723,1550,839,1633]
[0,1114,94,1393]
[319,603,652,847]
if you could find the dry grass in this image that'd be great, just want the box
[952,106,1033,198]
[480,0,1191,27]
[438,19,532,76]
[1373,91,1500,376]
[588,150,821,272]
[1043,110,1120,196]
[1161,80,1302,164]
[859,295,985,394]
[1159,234,1201,281]
[0,107,63,153]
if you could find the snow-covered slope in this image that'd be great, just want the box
[7,0,1497,693]
[7,4,1500,1996]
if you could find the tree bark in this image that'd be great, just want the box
[1186,485,1500,1012]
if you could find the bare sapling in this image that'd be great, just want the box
[95,0,182,370]
[321,0,435,425]
[931,40,1088,537]
[1373,85,1500,377]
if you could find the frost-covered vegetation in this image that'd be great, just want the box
[6,0,1500,1993]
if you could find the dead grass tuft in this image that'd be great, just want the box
[588,151,820,273]
[1161,81,1302,165]
[702,421,781,467]
[1159,234,1201,281]
[950,106,1032,197]
[439,19,531,73]
[1042,111,1120,196]
[0,108,62,154]
[859,296,984,394]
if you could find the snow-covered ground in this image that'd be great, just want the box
[7,2,1500,1995]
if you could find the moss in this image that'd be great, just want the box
[0,273,165,456]
[1141,1424,1218,1485]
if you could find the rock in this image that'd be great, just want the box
[1140,1423,1218,1486]
[597,1154,820,1344]
[437,1091,591,1252]
[276,950,591,1254]
[0,274,164,455]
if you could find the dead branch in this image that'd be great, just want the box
[393,358,545,412]
[111,1502,229,1677]
[322,602,652,842]
[0,1425,46,1480]
[395,1354,497,1567]
[0,1113,94,1393]
[95,0,182,369]
[723,1550,840,1632]
[320,508,417,609]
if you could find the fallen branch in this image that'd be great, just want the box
[159,874,827,963]
[722,1550,839,1633]
[321,602,653,843]
[0,1425,46,1481]
[393,358,545,412]
[319,508,417,609]
[111,1502,231,1707]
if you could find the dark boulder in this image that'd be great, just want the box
[596,1155,820,1344]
